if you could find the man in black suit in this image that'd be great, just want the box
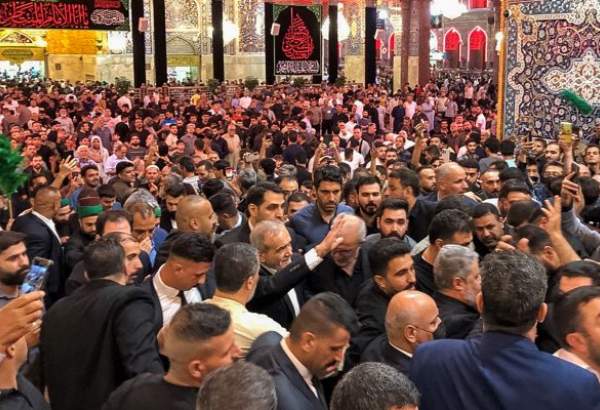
[432,244,481,339]
[215,182,306,253]
[142,232,215,332]
[102,303,241,410]
[361,290,441,375]
[353,238,417,357]
[12,186,63,304]
[247,292,358,410]
[41,237,163,410]
[247,219,345,329]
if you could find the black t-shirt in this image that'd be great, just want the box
[103,373,197,410]
[413,251,435,296]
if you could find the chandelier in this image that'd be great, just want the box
[431,0,467,20]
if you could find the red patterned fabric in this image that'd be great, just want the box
[469,29,486,50]
[445,30,460,51]
[469,0,487,9]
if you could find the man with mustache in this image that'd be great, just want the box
[471,203,505,257]
[355,175,383,235]
[0,232,30,308]
[353,238,418,357]
[363,198,416,254]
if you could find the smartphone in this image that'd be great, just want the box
[21,257,53,294]
[225,167,234,180]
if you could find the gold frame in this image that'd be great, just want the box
[496,0,507,139]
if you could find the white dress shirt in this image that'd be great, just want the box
[262,248,324,317]
[280,338,318,397]
[153,265,203,325]
[554,348,600,382]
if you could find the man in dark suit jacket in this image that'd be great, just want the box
[410,251,600,410]
[215,182,306,253]
[41,237,163,410]
[247,292,359,410]
[360,290,441,375]
[12,186,63,303]
[247,220,343,329]
[431,244,481,339]
[142,232,216,333]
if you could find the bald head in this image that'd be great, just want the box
[33,186,61,217]
[436,163,468,199]
[385,290,440,352]
[176,195,218,237]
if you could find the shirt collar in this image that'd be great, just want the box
[280,338,313,381]
[388,341,413,358]
[554,348,600,378]
[153,265,179,298]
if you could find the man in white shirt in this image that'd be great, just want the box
[247,292,358,410]
[553,286,600,382]
[204,243,288,356]
[403,95,417,119]
[146,232,215,327]
[247,219,346,329]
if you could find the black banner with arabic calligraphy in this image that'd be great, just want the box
[274,5,322,76]
[0,0,129,30]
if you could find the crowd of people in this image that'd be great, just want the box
[1,73,600,410]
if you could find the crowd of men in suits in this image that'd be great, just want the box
[1,76,600,410]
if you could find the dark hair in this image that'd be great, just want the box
[209,192,237,216]
[0,231,26,253]
[165,183,186,198]
[388,168,420,197]
[330,363,420,410]
[97,183,116,199]
[116,161,134,175]
[96,210,132,236]
[369,238,412,277]
[471,202,500,220]
[259,158,276,175]
[214,159,230,171]
[578,177,600,205]
[81,164,99,177]
[202,179,225,199]
[489,160,508,172]
[246,182,283,208]
[434,195,475,215]
[197,361,277,410]
[84,236,125,279]
[170,232,215,263]
[314,165,343,190]
[500,140,516,156]
[198,160,215,171]
[554,286,600,347]
[287,191,311,206]
[170,303,231,344]
[480,251,547,334]
[179,156,195,173]
[290,292,359,340]
[513,224,551,254]
[556,261,600,290]
[376,198,409,218]
[505,200,541,227]
[213,243,259,292]
[355,175,382,193]
[499,168,525,183]
[428,209,472,243]
[484,138,500,154]
[458,158,480,171]
[498,179,531,200]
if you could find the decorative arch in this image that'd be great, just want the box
[468,26,487,70]
[443,28,461,69]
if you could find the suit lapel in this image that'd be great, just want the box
[273,345,324,406]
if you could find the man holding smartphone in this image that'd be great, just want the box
[0,232,30,308]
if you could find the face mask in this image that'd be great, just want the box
[433,322,447,339]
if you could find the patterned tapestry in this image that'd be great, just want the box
[504,0,600,140]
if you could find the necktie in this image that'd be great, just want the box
[177,291,187,306]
